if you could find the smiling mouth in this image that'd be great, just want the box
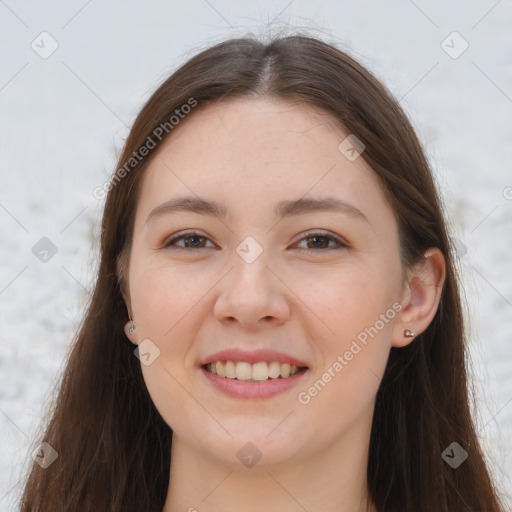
[203,361,308,381]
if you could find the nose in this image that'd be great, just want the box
[213,252,291,329]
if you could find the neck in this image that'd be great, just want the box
[162,410,376,512]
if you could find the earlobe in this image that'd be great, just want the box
[392,248,446,348]
[124,321,139,345]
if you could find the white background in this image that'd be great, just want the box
[1,1,511,510]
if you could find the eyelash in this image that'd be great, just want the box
[162,230,348,253]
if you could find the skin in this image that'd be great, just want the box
[122,97,446,512]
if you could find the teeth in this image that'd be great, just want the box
[252,362,268,381]
[215,361,225,377]
[268,361,281,379]
[236,361,252,380]
[206,361,303,381]
[225,360,236,379]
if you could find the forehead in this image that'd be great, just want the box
[156,97,353,169]
[136,97,392,227]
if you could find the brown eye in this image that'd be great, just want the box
[295,232,347,252]
[162,230,347,253]
[163,232,215,249]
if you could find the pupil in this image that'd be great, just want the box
[310,236,326,248]
[187,236,202,248]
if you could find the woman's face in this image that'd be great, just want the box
[126,97,407,468]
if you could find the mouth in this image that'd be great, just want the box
[202,360,308,381]
[200,358,309,399]
[199,348,310,398]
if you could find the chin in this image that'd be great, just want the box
[202,428,304,469]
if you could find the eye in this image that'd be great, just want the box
[294,231,347,252]
[162,231,216,250]
[162,230,347,252]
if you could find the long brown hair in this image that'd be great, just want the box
[19,33,506,512]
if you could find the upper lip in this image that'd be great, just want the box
[200,348,309,368]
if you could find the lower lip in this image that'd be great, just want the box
[200,366,309,399]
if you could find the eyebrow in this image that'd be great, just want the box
[145,196,370,225]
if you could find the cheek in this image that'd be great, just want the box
[128,273,217,440]
[131,259,200,330]
[298,261,399,345]
[295,262,398,409]
[129,261,211,429]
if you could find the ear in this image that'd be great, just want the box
[118,281,138,345]
[117,249,138,345]
[124,321,139,346]
[392,248,446,348]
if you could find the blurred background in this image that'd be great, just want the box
[1,1,511,510]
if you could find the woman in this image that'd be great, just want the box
[19,34,506,511]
